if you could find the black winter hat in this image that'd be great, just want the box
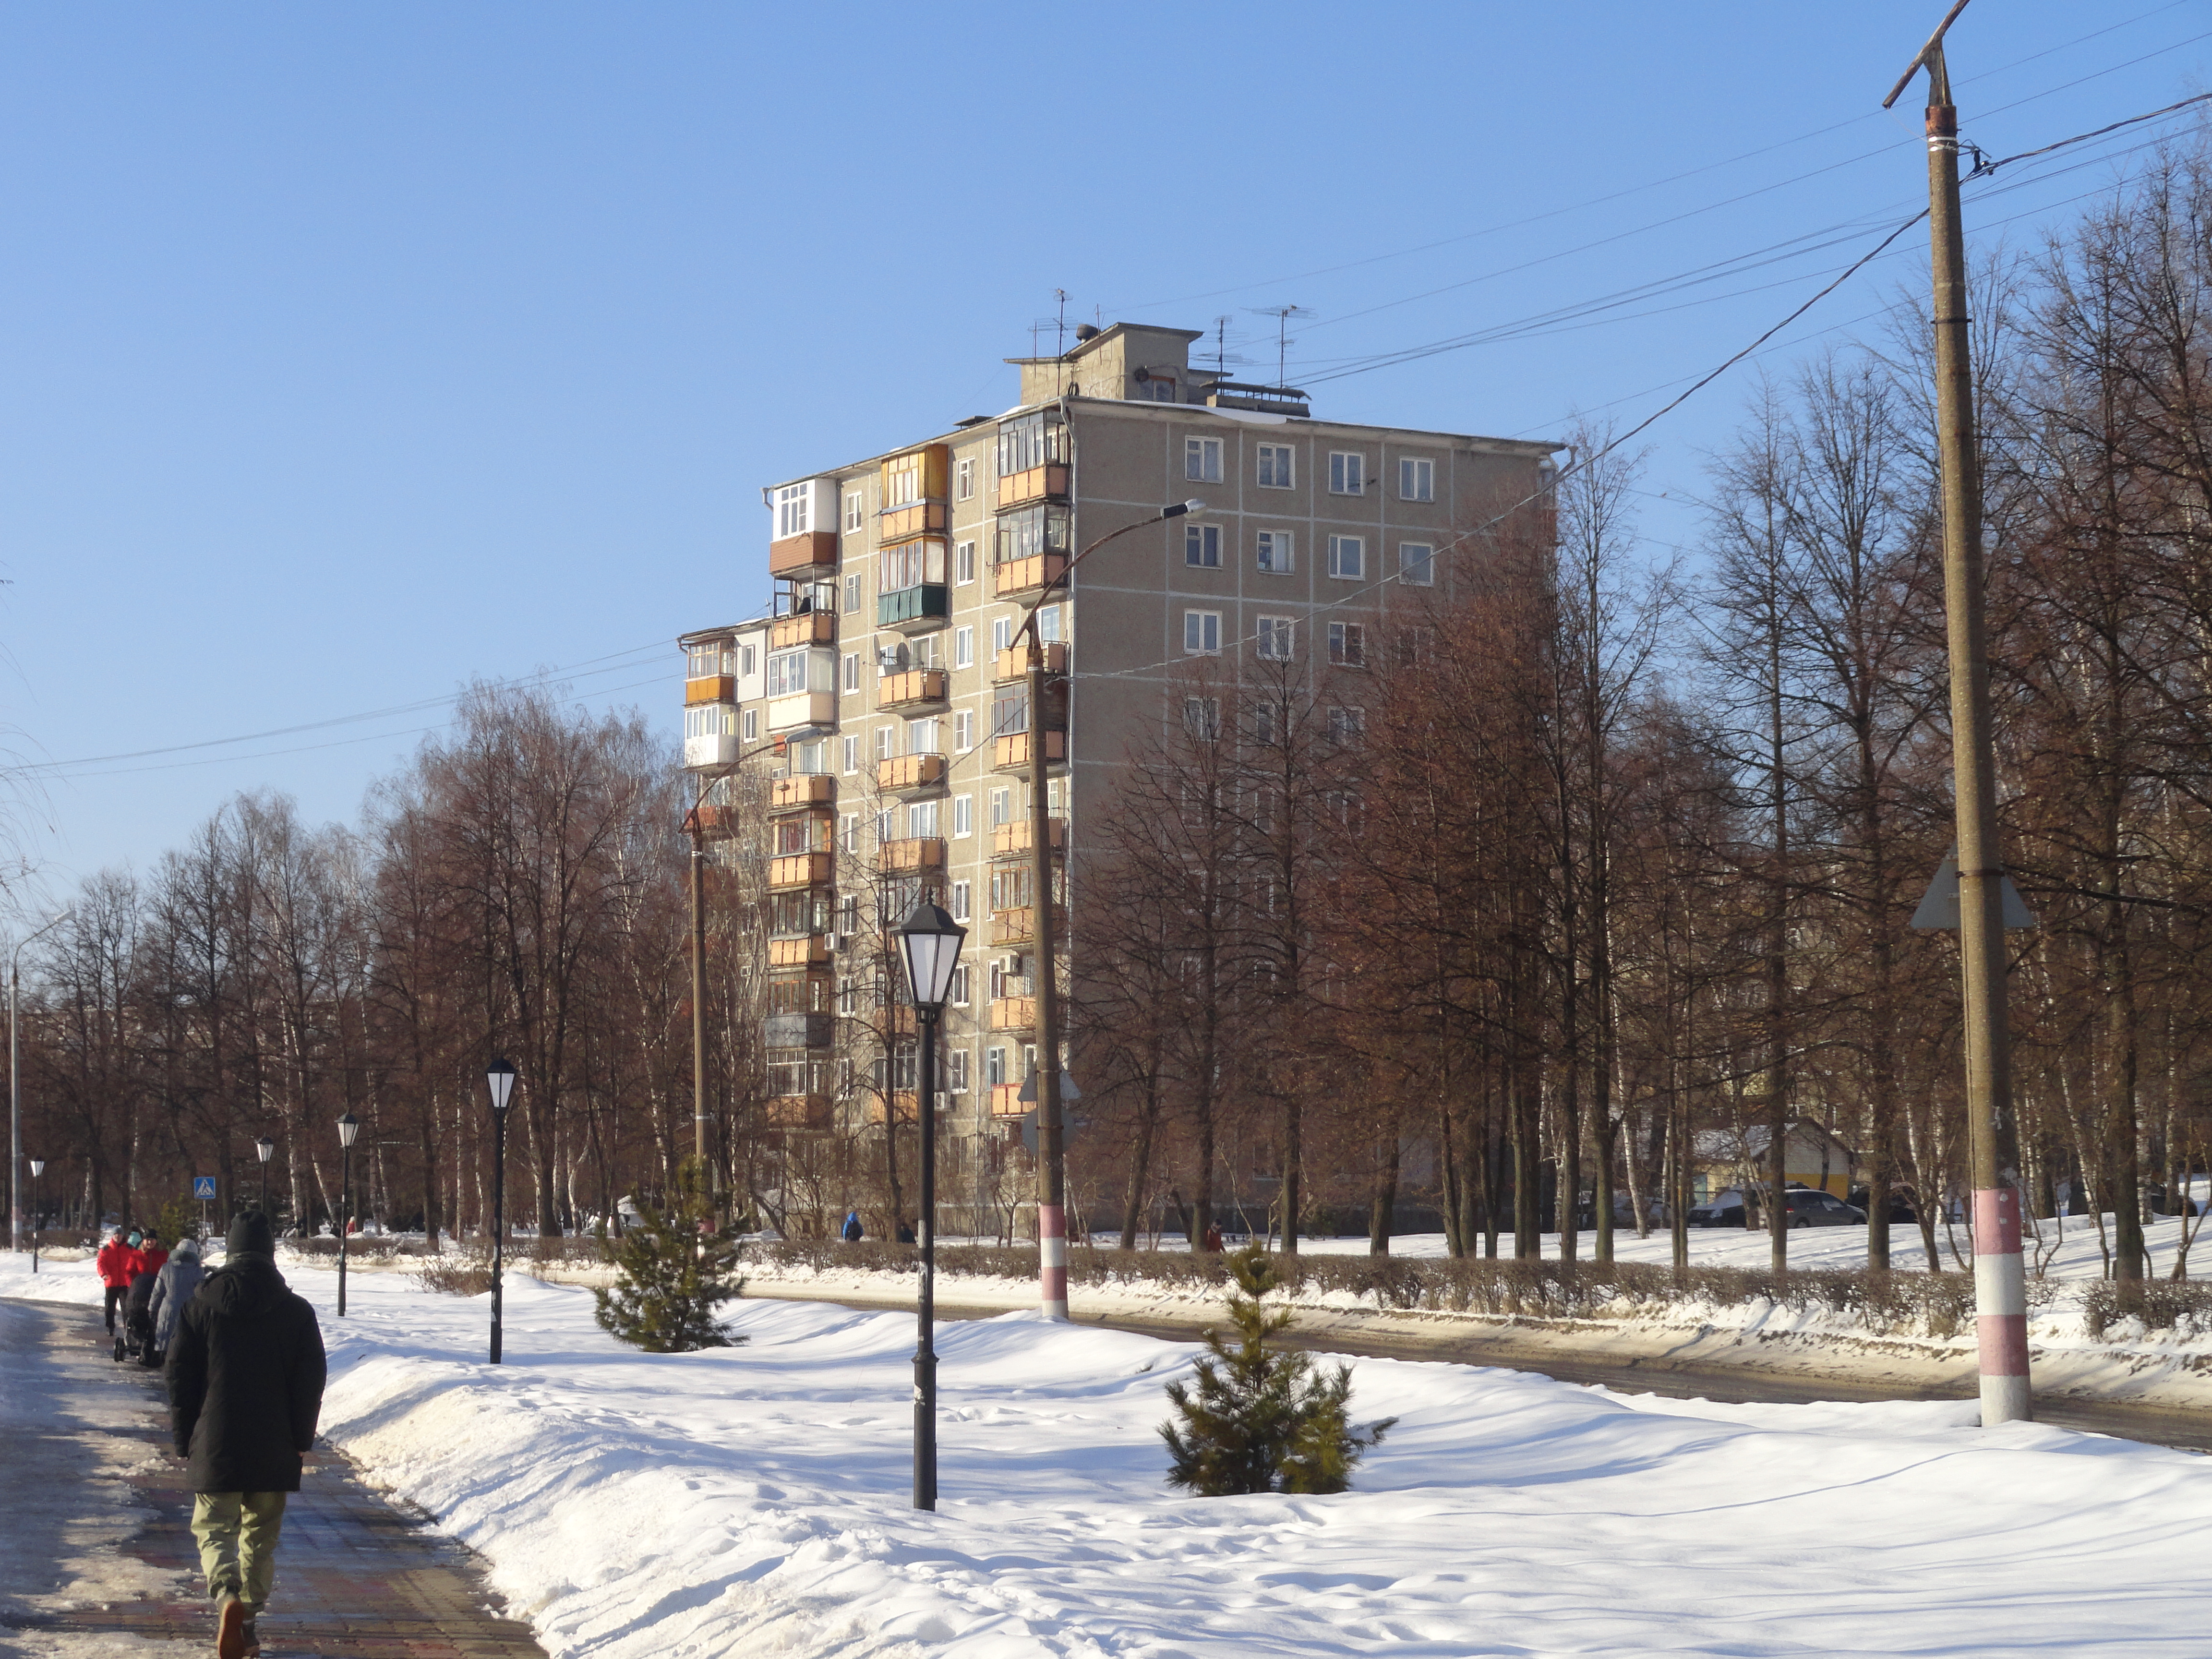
[226,1212,275,1257]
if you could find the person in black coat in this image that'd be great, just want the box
[164,1210,326,1659]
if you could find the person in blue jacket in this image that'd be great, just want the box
[840,1209,863,1242]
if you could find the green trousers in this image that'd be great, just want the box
[190,1491,288,1615]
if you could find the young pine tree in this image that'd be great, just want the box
[593,1176,748,1354]
[1160,1243,1395,1495]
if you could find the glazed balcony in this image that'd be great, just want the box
[870,1004,917,1040]
[769,530,839,577]
[877,754,947,796]
[865,1092,920,1128]
[991,817,1066,857]
[989,997,1036,1033]
[764,972,834,1017]
[763,1011,834,1049]
[878,669,949,711]
[688,802,738,839]
[879,501,950,542]
[993,730,1066,774]
[766,1093,835,1131]
[878,584,950,632]
[994,642,1068,683]
[769,611,837,650]
[880,836,946,873]
[766,690,839,734]
[991,552,1068,598]
[769,774,836,812]
[767,852,834,890]
[684,730,740,771]
[768,935,831,969]
[989,906,1068,948]
[685,674,736,707]
[996,460,1070,512]
[989,1083,1027,1119]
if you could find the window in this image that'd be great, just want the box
[1185,436,1223,483]
[953,795,974,837]
[1327,535,1365,579]
[986,1046,1008,1087]
[1256,616,1295,661]
[875,726,896,761]
[950,709,971,751]
[1397,625,1433,668]
[992,616,1013,654]
[842,653,860,694]
[956,540,977,586]
[686,640,731,678]
[774,482,814,539]
[1257,444,1294,488]
[875,808,893,846]
[844,574,861,614]
[841,734,858,774]
[839,813,859,853]
[739,644,757,677]
[1184,611,1221,655]
[989,787,1011,827]
[742,708,759,741]
[1400,542,1435,586]
[954,625,974,668]
[684,703,733,740]
[1252,702,1276,746]
[946,1048,970,1093]
[950,962,971,1003]
[1328,452,1365,495]
[906,799,939,839]
[765,649,810,697]
[1328,622,1366,667]
[1185,523,1222,568]
[997,409,1066,475]
[844,490,865,532]
[1256,530,1294,574]
[1327,705,1366,745]
[795,738,826,773]
[1036,604,1062,643]
[956,457,976,501]
[908,717,940,755]
[1183,697,1221,740]
[1399,456,1435,502]
[879,537,946,592]
[840,894,859,935]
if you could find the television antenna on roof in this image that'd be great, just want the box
[1248,304,1313,387]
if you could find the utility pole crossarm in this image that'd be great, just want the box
[1882,0,1972,109]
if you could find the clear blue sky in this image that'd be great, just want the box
[4,1,2206,899]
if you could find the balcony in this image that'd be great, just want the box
[768,852,834,890]
[765,972,833,1017]
[877,754,947,795]
[878,584,950,632]
[769,611,836,650]
[767,690,839,733]
[865,1092,920,1128]
[768,935,830,968]
[996,461,1070,512]
[763,1012,834,1049]
[878,669,949,711]
[871,1004,917,1040]
[992,553,1068,598]
[880,836,946,873]
[767,1093,835,1131]
[991,817,1066,857]
[989,906,1066,948]
[769,774,836,811]
[989,997,1036,1032]
[769,530,839,576]
[684,730,740,771]
[879,502,949,542]
[994,642,1068,683]
[989,1082,1027,1119]
[993,730,1066,774]
[689,802,738,839]
[685,674,736,706]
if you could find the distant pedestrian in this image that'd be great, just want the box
[96,1226,134,1332]
[895,1221,915,1245]
[149,1237,206,1358]
[1202,1225,1224,1254]
[165,1210,327,1659]
[841,1210,863,1243]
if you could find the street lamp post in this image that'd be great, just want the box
[896,900,966,1512]
[255,1136,276,1215]
[336,1112,360,1317]
[10,911,68,1255]
[486,1058,517,1364]
[27,1157,43,1274]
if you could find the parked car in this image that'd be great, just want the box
[1847,1185,1920,1224]
[1687,1189,1748,1228]
[1783,1188,1866,1227]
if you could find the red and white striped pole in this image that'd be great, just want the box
[1973,1188,2030,1422]
[1038,1202,1069,1321]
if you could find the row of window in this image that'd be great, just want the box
[827,782,1067,847]
[1186,527,1433,584]
[1185,613,1371,667]
[1186,439,1436,502]
[775,1041,1053,1099]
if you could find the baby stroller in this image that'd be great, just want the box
[114,1269,160,1367]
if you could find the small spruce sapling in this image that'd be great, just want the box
[1160,1243,1395,1495]
[592,1170,748,1353]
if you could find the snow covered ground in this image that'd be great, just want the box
[7,1250,2212,1656]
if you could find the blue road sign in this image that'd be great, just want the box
[192,1176,217,1200]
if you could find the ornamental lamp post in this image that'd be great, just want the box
[27,1157,43,1274]
[335,1112,360,1317]
[486,1057,517,1365]
[255,1135,276,1215]
[896,898,966,1512]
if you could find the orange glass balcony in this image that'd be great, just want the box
[768,935,830,968]
[879,502,950,542]
[993,730,1066,773]
[769,774,836,811]
[769,531,839,576]
[989,1083,1027,1118]
[768,852,834,890]
[767,1094,835,1130]
[997,462,1070,512]
[877,754,947,794]
[991,817,1066,857]
[989,906,1068,948]
[992,552,1069,598]
[871,1005,917,1039]
[878,669,949,711]
[769,611,836,649]
[989,997,1036,1032]
[685,674,736,706]
[880,836,945,872]
[994,642,1068,683]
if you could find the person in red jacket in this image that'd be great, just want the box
[138,1231,170,1280]
[96,1226,135,1333]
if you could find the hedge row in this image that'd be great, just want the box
[2081,1278,2212,1337]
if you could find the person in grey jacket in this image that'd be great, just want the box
[147,1236,205,1360]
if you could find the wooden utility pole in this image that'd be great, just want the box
[1026,639,1069,1320]
[1885,0,2031,1425]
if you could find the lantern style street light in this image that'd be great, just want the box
[486,1058,517,1365]
[27,1157,43,1274]
[896,898,966,1512]
[255,1135,276,1215]
[335,1112,360,1316]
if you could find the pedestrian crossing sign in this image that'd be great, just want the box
[192,1176,217,1200]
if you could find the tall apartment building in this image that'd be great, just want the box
[679,322,1556,1223]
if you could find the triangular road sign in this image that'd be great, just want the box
[1911,847,2035,931]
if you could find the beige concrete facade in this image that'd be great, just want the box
[682,324,1558,1178]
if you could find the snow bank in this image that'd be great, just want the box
[10,1251,2212,1655]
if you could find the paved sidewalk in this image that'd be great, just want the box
[0,1298,545,1658]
